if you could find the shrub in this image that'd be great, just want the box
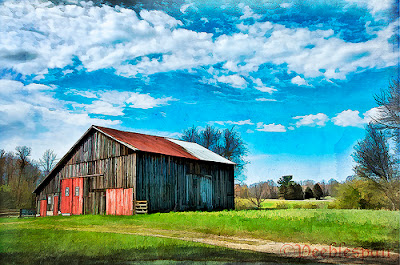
[234,198,256,210]
[302,202,318,209]
[333,179,389,209]
[275,201,288,209]
[292,203,302,209]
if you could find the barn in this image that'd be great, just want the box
[33,125,235,216]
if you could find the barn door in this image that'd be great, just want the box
[199,176,213,210]
[187,175,213,210]
[60,178,84,215]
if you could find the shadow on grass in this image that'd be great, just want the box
[0,246,330,265]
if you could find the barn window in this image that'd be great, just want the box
[65,187,70,197]
[75,186,80,196]
[47,195,52,205]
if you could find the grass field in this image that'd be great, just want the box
[0,226,309,264]
[1,208,398,263]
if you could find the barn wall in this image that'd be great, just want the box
[136,152,234,212]
[37,130,136,201]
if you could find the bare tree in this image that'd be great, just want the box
[182,125,248,179]
[15,146,32,206]
[0,149,5,185]
[200,125,221,150]
[181,126,201,143]
[39,149,57,176]
[352,123,400,210]
[248,182,267,208]
[374,79,400,130]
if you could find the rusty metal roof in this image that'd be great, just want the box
[94,126,201,160]
[95,126,235,164]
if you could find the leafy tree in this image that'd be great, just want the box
[352,123,400,210]
[277,175,293,187]
[312,183,323,200]
[284,182,304,200]
[181,125,248,180]
[304,187,314,199]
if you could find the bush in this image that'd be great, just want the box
[333,179,389,209]
[275,201,288,209]
[292,203,302,209]
[234,198,256,210]
[302,202,318,209]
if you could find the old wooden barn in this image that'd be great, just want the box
[34,126,235,216]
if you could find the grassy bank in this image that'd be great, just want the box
[1,208,398,252]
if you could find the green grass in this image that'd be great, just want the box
[2,208,398,250]
[0,221,314,264]
[260,199,332,209]
[0,209,398,263]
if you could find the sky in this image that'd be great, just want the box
[0,0,398,184]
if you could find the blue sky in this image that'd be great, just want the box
[0,0,398,184]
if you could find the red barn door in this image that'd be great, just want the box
[61,178,84,215]
[106,188,133,215]
[40,200,47,217]
[61,178,72,214]
[72,178,83,215]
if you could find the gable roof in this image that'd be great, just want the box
[34,125,234,193]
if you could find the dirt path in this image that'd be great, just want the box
[53,225,399,265]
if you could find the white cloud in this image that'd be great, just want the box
[239,5,262,20]
[69,89,177,113]
[180,3,195,14]
[126,93,175,109]
[252,78,277,93]
[293,113,329,127]
[291,76,309,86]
[256,98,277,102]
[85,101,124,116]
[332,108,381,127]
[332,109,364,127]
[214,119,254,126]
[256,122,287,132]
[0,0,396,82]
[280,3,293,8]
[217,74,247,89]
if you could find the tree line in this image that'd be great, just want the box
[235,176,339,208]
[0,147,57,209]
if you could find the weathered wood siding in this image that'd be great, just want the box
[136,152,234,212]
[37,131,136,200]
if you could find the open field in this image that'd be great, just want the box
[1,209,398,264]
